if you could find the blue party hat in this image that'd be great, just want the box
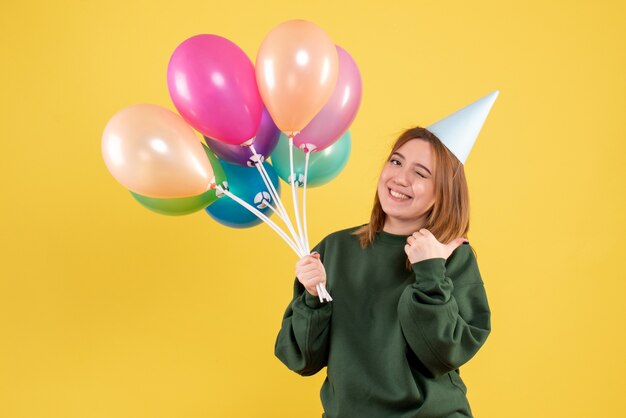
[427,90,499,164]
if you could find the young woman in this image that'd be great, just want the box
[274,125,492,418]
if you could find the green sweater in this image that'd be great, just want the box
[275,226,491,418]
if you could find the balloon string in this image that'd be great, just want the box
[303,151,311,251]
[246,142,330,303]
[261,199,283,218]
[249,145,285,218]
[260,199,295,235]
[301,151,330,302]
[254,163,304,253]
[289,137,307,251]
[218,186,303,257]
[249,145,288,220]
[292,141,331,302]
[257,169,306,255]
[255,163,284,218]
[249,145,306,254]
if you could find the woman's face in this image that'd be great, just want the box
[377,138,436,233]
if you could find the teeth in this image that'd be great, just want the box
[390,189,410,200]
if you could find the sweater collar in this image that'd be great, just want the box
[374,230,410,246]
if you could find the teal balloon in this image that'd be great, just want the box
[270,131,351,187]
[205,160,280,228]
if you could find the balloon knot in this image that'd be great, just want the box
[286,131,300,139]
[300,143,317,153]
[240,137,255,147]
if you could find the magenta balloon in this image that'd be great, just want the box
[167,34,263,145]
[294,46,362,152]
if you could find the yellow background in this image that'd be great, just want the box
[1,0,625,417]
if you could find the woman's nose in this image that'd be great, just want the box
[393,172,410,186]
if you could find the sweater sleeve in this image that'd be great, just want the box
[274,240,332,376]
[397,244,491,378]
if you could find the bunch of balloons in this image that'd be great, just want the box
[102,20,362,302]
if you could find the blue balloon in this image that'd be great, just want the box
[205,160,280,228]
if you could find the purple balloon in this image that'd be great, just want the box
[294,45,362,152]
[204,107,280,166]
[167,34,263,145]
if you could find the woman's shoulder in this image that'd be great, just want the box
[445,243,483,285]
[448,242,475,261]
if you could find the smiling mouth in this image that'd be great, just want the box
[388,188,412,201]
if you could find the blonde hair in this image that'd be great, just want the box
[352,127,471,268]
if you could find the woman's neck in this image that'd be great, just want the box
[382,217,425,236]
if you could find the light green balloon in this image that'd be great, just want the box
[130,144,228,216]
[270,131,351,187]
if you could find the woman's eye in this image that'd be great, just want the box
[390,159,401,166]
[415,172,426,178]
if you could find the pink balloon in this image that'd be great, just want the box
[167,34,263,145]
[294,46,362,152]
